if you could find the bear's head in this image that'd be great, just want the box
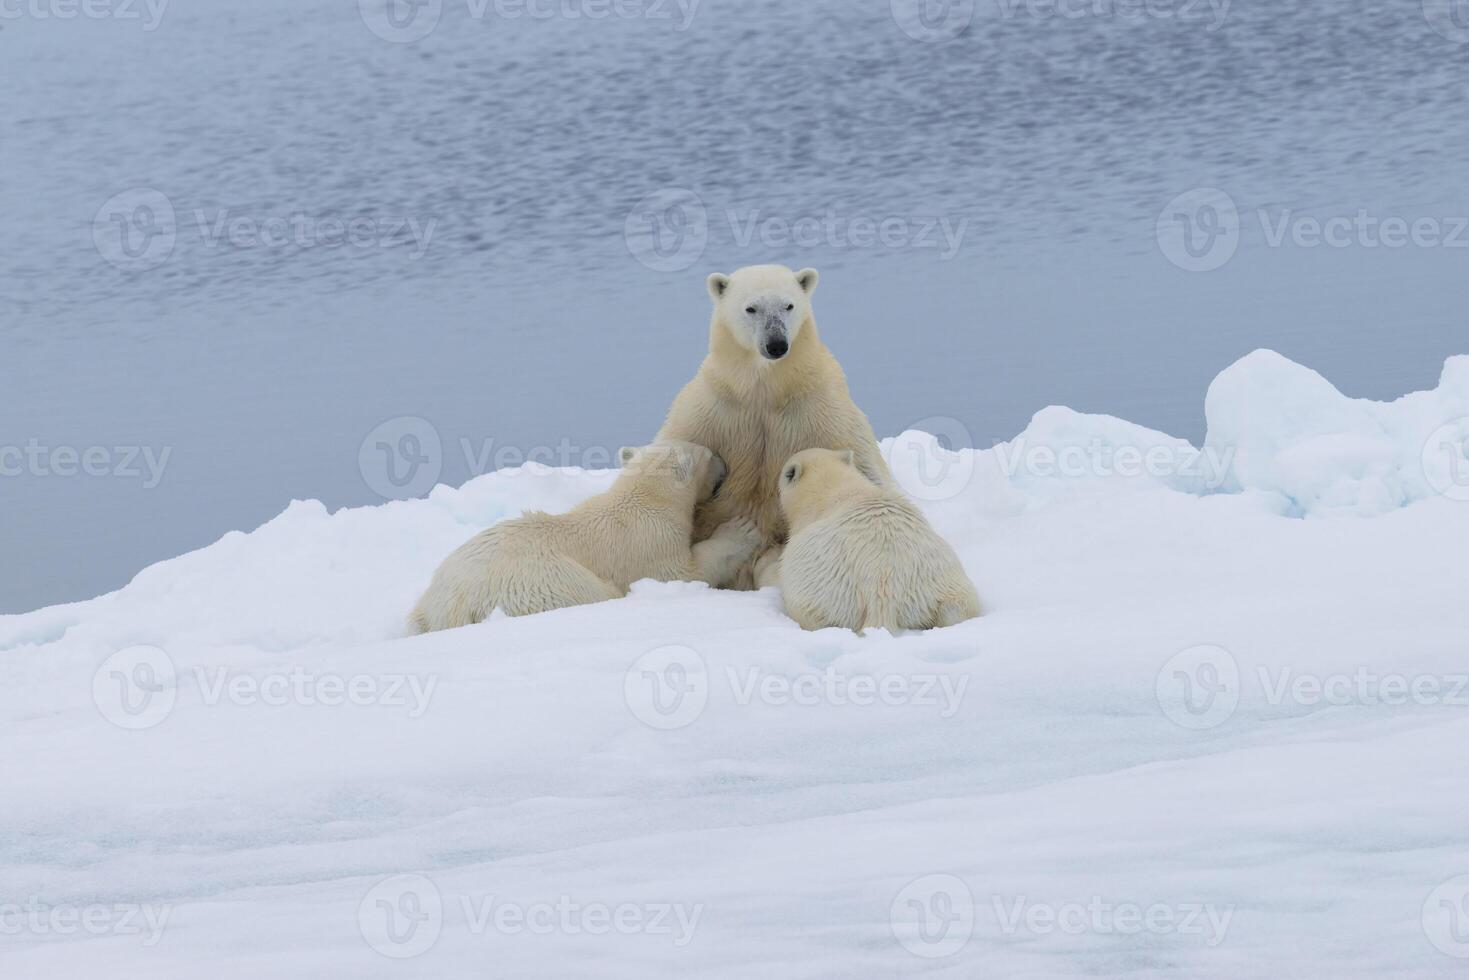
[706,264,819,363]
[618,440,727,503]
[777,447,861,525]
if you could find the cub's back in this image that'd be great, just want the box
[784,496,975,631]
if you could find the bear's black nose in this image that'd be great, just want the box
[763,338,790,360]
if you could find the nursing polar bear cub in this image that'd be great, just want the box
[775,448,980,633]
[409,441,760,632]
[655,265,891,588]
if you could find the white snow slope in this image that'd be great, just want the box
[3,350,1468,978]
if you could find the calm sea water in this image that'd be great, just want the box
[3,0,1467,612]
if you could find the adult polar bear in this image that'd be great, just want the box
[655,264,891,589]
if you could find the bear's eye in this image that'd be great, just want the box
[745,306,757,315]
[784,303,795,312]
[784,466,797,483]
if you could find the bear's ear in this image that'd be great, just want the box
[839,449,856,467]
[619,446,639,467]
[707,273,731,301]
[795,268,819,295]
[782,460,803,486]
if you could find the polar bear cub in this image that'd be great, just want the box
[410,441,760,632]
[773,448,980,633]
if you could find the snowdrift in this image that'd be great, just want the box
[2,350,1467,978]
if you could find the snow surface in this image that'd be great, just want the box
[2,350,1467,977]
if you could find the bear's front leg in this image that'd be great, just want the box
[690,518,762,588]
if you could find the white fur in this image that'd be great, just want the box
[409,441,760,632]
[771,448,980,633]
[656,265,892,589]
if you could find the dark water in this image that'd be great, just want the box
[3,0,1467,612]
